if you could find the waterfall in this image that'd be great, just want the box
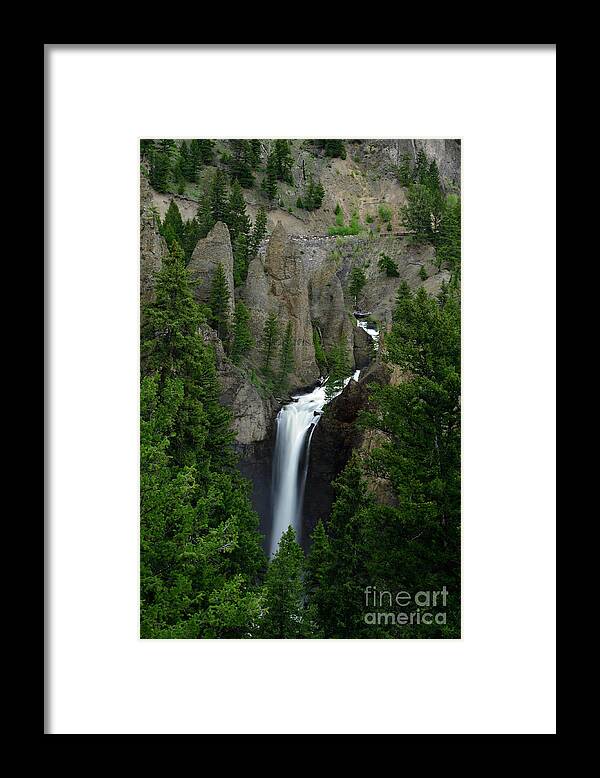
[269,372,360,557]
[356,316,380,351]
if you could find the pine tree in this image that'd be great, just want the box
[149,150,170,192]
[426,159,441,193]
[160,199,185,249]
[198,139,215,165]
[415,147,429,183]
[300,176,325,211]
[259,526,306,638]
[141,241,234,472]
[261,312,279,374]
[230,302,254,364]
[263,152,278,200]
[196,192,215,238]
[140,139,154,158]
[210,169,230,224]
[227,178,251,247]
[273,139,294,183]
[348,266,367,306]
[178,140,195,182]
[228,140,255,188]
[325,338,352,400]
[305,519,333,637]
[322,139,346,159]
[398,153,413,186]
[275,321,294,394]
[435,194,461,272]
[249,207,267,258]
[208,262,231,342]
[189,139,203,178]
[249,139,262,167]
[400,183,443,244]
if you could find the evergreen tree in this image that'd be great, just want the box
[160,199,185,249]
[227,179,251,247]
[261,312,279,374]
[325,338,352,400]
[196,192,216,238]
[210,169,230,224]
[230,301,254,365]
[275,321,294,394]
[307,457,374,637]
[208,262,231,342]
[228,140,255,188]
[263,152,278,200]
[273,139,294,183]
[198,139,215,165]
[249,207,268,258]
[259,526,306,638]
[189,139,203,178]
[400,182,443,244]
[398,153,413,186]
[348,266,367,306]
[304,519,332,637]
[426,159,441,193]
[178,140,195,182]
[378,252,399,277]
[435,194,461,273]
[300,176,325,211]
[321,139,347,159]
[141,242,233,472]
[149,150,170,193]
[140,244,267,637]
[415,147,429,183]
[249,139,262,167]
[140,139,154,158]
[181,217,202,264]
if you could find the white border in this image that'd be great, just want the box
[47,45,556,734]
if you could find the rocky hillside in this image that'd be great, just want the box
[140,139,460,539]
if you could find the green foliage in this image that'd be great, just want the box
[227,178,251,248]
[272,139,294,184]
[249,207,268,259]
[263,152,278,200]
[149,149,170,192]
[298,176,325,211]
[208,262,231,342]
[400,182,443,244]
[230,301,254,365]
[228,140,255,188]
[140,242,266,638]
[328,208,361,236]
[348,266,367,304]
[378,252,399,277]
[419,265,428,281]
[210,168,230,224]
[325,338,351,400]
[261,312,279,374]
[307,284,461,638]
[321,139,347,159]
[259,526,306,638]
[398,153,413,186]
[435,194,461,273]
[378,204,392,223]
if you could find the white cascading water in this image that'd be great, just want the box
[269,370,360,557]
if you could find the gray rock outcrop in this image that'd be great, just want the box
[140,172,167,302]
[188,222,235,322]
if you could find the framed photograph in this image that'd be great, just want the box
[46,44,556,734]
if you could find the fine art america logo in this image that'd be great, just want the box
[364,586,449,627]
